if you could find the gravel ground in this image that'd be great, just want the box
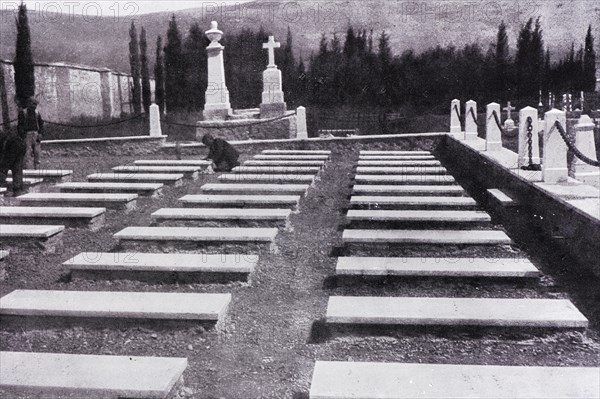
[0,148,599,399]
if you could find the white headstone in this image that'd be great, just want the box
[543,109,568,184]
[149,103,162,137]
[464,100,477,140]
[486,102,502,151]
[296,106,308,139]
[573,114,600,186]
[450,99,462,136]
[260,36,286,118]
[517,107,540,168]
[202,21,232,121]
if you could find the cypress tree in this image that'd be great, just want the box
[164,15,185,112]
[14,2,35,108]
[583,25,597,92]
[129,22,142,114]
[183,23,208,111]
[516,18,533,98]
[494,21,509,100]
[140,27,151,114]
[154,36,165,114]
[282,27,297,103]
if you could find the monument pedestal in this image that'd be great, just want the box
[259,37,287,119]
[202,22,232,121]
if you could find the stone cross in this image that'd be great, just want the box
[263,36,281,68]
[503,102,515,120]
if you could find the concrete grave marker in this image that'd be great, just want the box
[573,115,600,186]
[543,109,569,184]
[518,107,541,169]
[465,100,478,140]
[486,102,503,151]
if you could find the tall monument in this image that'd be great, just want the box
[260,35,287,118]
[202,21,232,121]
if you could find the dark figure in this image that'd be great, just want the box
[18,97,44,170]
[0,131,27,196]
[201,133,240,172]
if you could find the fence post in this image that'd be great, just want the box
[450,99,461,135]
[485,102,502,151]
[518,106,540,168]
[149,103,162,137]
[464,100,477,140]
[543,109,568,184]
[296,106,308,139]
[573,114,600,186]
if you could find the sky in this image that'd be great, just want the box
[2,1,251,16]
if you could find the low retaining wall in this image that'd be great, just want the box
[41,136,167,157]
[439,135,600,278]
[195,113,296,142]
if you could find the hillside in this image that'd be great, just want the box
[0,0,598,73]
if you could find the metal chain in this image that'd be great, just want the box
[468,107,481,127]
[521,116,541,171]
[453,104,462,128]
[551,120,600,167]
[489,110,503,131]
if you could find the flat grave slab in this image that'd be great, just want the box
[88,173,184,186]
[355,175,456,185]
[4,178,44,192]
[152,208,291,222]
[57,182,163,196]
[346,210,491,223]
[353,185,465,196]
[219,174,315,184]
[325,296,588,328]
[359,155,436,161]
[350,196,477,209]
[8,169,73,183]
[309,361,599,399]
[254,154,329,160]
[0,187,6,196]
[114,226,278,243]
[0,351,188,399]
[0,290,231,324]
[65,252,257,275]
[0,250,8,260]
[262,150,331,155]
[357,160,442,167]
[244,160,325,166]
[356,166,448,175]
[0,224,64,253]
[487,189,518,208]
[180,194,300,208]
[112,165,201,180]
[336,257,540,278]
[17,193,138,211]
[342,229,512,245]
[0,207,106,231]
[134,159,211,167]
[201,183,309,195]
[231,166,321,174]
[360,150,432,155]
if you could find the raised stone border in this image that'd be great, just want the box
[65,252,257,283]
[57,182,163,197]
[112,166,201,180]
[309,361,600,399]
[342,229,512,245]
[88,173,184,186]
[350,196,477,209]
[180,194,300,208]
[218,174,315,184]
[0,207,106,231]
[354,175,456,185]
[17,193,138,212]
[352,185,465,196]
[0,351,188,399]
[325,297,588,328]
[0,224,64,253]
[201,183,309,195]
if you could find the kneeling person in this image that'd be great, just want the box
[201,133,240,172]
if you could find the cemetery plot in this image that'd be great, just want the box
[0,290,232,329]
[65,252,257,283]
[309,361,600,399]
[135,159,212,167]
[354,175,456,185]
[151,208,291,227]
[0,224,64,253]
[218,174,315,184]
[359,155,436,161]
[350,196,478,210]
[325,297,588,328]
[360,150,432,155]
[56,182,164,196]
[336,257,541,278]
[0,352,188,399]
[180,194,300,208]
[112,165,201,180]
[345,210,492,228]
[254,154,329,160]
[0,207,106,231]
[262,150,331,155]
[355,166,448,175]
[244,160,326,166]
[342,229,512,246]
[87,173,184,186]
[357,160,442,167]
[352,185,466,196]
[231,166,321,174]
[8,169,73,183]
[17,193,138,212]
[201,183,309,195]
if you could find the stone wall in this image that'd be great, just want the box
[41,135,167,157]
[0,60,154,125]
[195,113,297,142]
